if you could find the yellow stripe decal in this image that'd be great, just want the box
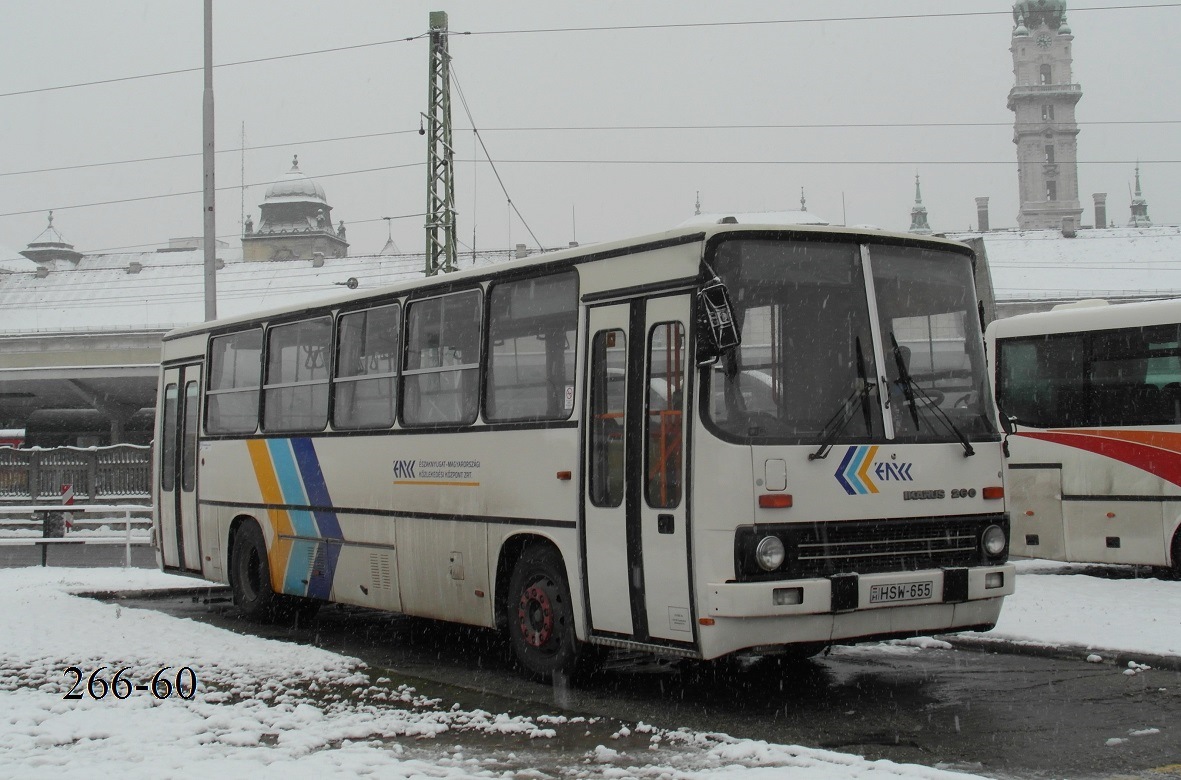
[246,439,294,590]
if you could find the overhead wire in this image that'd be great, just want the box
[4,4,1179,99]
[450,63,544,250]
[0,162,424,219]
[6,120,1181,180]
[0,130,422,179]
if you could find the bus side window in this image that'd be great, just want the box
[334,303,400,429]
[486,272,577,422]
[402,290,482,426]
[589,330,626,507]
[263,317,332,432]
[206,329,263,434]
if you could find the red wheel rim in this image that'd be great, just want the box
[517,582,554,648]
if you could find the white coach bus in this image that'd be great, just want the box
[988,298,1181,576]
[154,223,1014,680]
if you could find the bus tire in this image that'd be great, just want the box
[507,545,579,681]
[1170,529,1181,580]
[230,521,279,621]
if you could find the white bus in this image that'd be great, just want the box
[988,298,1181,577]
[154,223,1014,680]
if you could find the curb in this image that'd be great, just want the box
[940,634,1181,672]
[82,585,231,602]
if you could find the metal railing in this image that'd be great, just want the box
[0,444,151,504]
[0,504,153,568]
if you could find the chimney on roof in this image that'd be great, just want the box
[1093,193,1107,230]
[515,243,527,259]
[126,261,142,274]
[312,252,325,268]
[975,197,990,232]
[1061,216,1076,238]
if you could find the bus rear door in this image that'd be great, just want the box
[158,364,202,573]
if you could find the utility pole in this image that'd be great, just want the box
[202,0,217,320]
[424,10,457,276]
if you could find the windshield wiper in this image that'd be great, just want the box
[889,333,975,457]
[810,338,876,460]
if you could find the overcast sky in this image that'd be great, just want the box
[1,0,1178,261]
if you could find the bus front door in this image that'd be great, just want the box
[583,296,695,647]
[157,364,202,573]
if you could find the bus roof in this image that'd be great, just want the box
[163,222,973,342]
[987,296,1181,340]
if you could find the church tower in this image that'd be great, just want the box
[1008,1,1084,230]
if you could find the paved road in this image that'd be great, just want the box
[104,589,1181,780]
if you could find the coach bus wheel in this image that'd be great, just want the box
[1170,530,1181,580]
[230,521,278,621]
[507,546,579,681]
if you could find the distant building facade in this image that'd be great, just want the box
[241,156,349,262]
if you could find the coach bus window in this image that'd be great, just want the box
[160,383,178,491]
[334,303,400,429]
[1001,326,1181,428]
[646,322,685,508]
[403,290,482,426]
[997,334,1086,427]
[707,238,881,443]
[206,329,263,434]
[486,272,577,421]
[589,329,626,507]
[263,317,332,432]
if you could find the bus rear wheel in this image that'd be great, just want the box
[507,546,579,681]
[230,521,279,621]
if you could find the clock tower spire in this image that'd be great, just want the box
[1008,1,1083,230]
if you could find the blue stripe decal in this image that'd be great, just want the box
[835,446,858,495]
[291,438,342,538]
[290,437,342,600]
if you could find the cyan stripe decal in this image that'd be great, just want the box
[267,439,320,596]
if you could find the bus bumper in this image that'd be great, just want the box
[698,564,1015,660]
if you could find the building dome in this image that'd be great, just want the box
[1013,1,1067,30]
[263,155,327,204]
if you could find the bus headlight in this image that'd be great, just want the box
[755,535,786,571]
[982,524,1007,557]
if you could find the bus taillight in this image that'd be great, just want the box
[982,486,1004,500]
[758,494,793,509]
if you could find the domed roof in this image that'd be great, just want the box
[264,155,327,204]
[1013,1,1068,29]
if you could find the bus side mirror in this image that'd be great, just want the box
[696,277,740,366]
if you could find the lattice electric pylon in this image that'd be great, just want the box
[424,10,457,276]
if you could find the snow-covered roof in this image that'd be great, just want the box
[0,247,506,334]
[677,210,829,227]
[945,225,1181,304]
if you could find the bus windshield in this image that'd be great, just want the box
[706,237,997,443]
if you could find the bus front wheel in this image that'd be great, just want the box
[230,521,279,621]
[507,546,579,681]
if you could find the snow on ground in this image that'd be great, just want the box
[964,559,1181,661]
[0,561,1177,779]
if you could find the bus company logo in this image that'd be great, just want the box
[392,459,417,479]
[835,446,915,495]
